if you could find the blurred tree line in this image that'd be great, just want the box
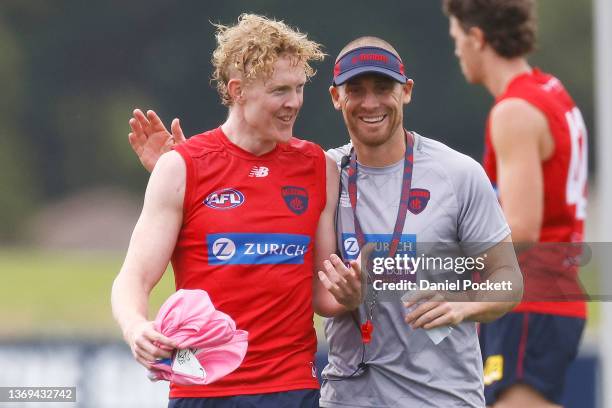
[0,0,593,242]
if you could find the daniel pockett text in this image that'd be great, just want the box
[370,253,514,292]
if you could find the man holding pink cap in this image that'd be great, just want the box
[148,289,249,386]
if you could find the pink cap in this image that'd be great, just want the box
[148,289,248,385]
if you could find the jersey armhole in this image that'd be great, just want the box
[315,146,327,213]
[173,144,197,223]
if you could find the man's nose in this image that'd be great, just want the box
[360,90,379,109]
[284,90,302,109]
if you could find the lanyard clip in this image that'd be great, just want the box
[360,320,374,344]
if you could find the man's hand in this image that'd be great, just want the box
[318,254,363,310]
[124,320,177,369]
[129,109,186,172]
[403,292,471,330]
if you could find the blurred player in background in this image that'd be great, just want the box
[444,0,589,406]
[112,14,362,408]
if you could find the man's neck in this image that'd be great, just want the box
[351,128,407,167]
[482,55,531,98]
[221,110,277,156]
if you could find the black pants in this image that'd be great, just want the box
[168,389,320,408]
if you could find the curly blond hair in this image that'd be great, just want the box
[211,14,325,106]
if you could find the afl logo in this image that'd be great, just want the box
[204,188,245,209]
[211,238,236,260]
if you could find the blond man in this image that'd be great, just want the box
[112,14,362,408]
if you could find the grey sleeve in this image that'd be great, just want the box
[454,157,510,255]
[326,143,352,169]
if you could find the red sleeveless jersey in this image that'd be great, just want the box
[483,69,588,318]
[169,127,326,397]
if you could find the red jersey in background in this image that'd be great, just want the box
[483,69,588,318]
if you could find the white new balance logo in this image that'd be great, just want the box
[248,166,269,178]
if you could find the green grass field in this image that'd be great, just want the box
[0,248,326,340]
[0,248,175,339]
[0,248,600,340]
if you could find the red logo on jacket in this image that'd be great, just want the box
[408,188,430,215]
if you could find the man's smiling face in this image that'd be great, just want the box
[331,73,412,148]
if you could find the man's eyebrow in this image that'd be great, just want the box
[268,84,290,90]
[267,81,306,90]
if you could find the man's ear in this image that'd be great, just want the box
[402,79,414,105]
[468,26,486,50]
[227,78,244,105]
[329,85,342,111]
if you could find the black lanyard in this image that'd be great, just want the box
[347,130,415,342]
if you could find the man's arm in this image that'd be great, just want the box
[466,234,524,321]
[405,234,523,329]
[490,98,551,244]
[312,154,362,317]
[111,151,185,368]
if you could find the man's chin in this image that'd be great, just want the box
[351,133,391,148]
[275,129,294,143]
[349,125,393,145]
[463,71,480,85]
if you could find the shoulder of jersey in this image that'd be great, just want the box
[281,136,324,158]
[505,70,565,98]
[178,129,225,156]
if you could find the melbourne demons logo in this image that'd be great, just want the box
[408,188,430,215]
[281,186,309,215]
[204,188,245,210]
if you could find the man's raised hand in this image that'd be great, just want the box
[318,254,363,311]
[128,109,186,172]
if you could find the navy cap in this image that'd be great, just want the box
[333,46,407,86]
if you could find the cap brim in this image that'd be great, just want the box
[333,66,407,86]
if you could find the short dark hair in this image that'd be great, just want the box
[443,0,537,58]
